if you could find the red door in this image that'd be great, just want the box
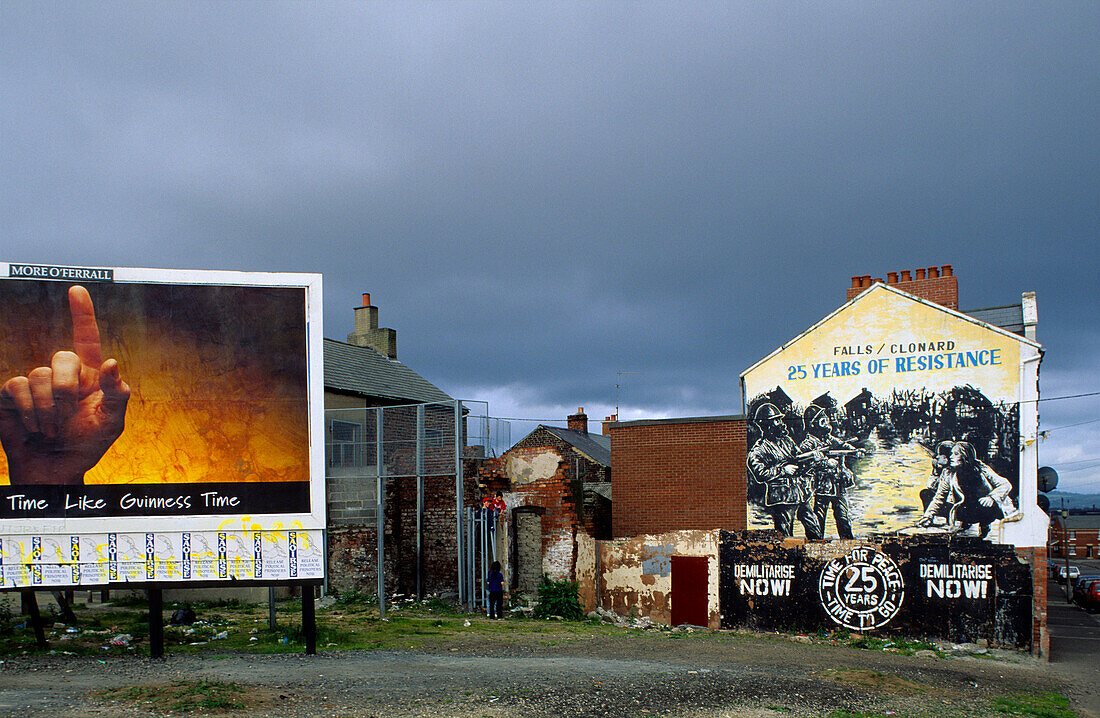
[671,555,709,627]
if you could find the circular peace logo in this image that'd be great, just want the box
[818,546,904,631]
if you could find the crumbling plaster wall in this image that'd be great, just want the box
[600,530,720,628]
[576,532,598,611]
[499,445,583,585]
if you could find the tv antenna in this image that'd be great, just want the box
[615,370,643,417]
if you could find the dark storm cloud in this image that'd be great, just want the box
[2,2,1098,486]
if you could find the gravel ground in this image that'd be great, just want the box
[0,628,1081,718]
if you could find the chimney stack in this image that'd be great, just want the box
[347,292,398,358]
[568,407,589,435]
[602,414,618,436]
[845,265,958,310]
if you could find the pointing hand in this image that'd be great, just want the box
[0,286,130,485]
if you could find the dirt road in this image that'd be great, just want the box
[0,627,1080,717]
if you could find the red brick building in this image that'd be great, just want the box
[609,416,746,538]
[1050,515,1100,560]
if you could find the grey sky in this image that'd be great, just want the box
[3,2,1098,489]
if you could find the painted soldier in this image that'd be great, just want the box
[747,403,817,538]
[799,404,861,539]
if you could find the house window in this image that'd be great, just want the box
[329,420,363,467]
[1069,531,1076,540]
[1069,545,1076,556]
[425,427,445,448]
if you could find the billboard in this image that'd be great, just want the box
[0,264,325,587]
[740,284,1043,546]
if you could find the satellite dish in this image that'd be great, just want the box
[1037,493,1050,514]
[1038,466,1059,493]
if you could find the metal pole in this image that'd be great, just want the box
[1062,503,1071,603]
[455,400,465,604]
[377,407,386,619]
[481,509,488,613]
[467,507,475,611]
[416,404,425,600]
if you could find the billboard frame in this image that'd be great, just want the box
[0,263,326,591]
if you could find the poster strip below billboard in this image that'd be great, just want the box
[0,529,324,587]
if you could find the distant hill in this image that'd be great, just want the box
[1046,491,1100,513]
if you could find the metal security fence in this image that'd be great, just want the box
[324,400,505,616]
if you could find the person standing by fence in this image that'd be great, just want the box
[486,560,504,619]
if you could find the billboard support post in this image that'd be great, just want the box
[148,588,164,659]
[22,591,46,648]
[302,583,316,655]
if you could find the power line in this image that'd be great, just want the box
[1036,391,1100,403]
[1040,417,1100,434]
[1050,456,1100,467]
[487,391,1100,425]
[1060,462,1100,475]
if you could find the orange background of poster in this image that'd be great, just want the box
[0,280,310,485]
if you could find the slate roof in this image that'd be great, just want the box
[541,426,612,467]
[1060,514,1100,531]
[323,338,452,404]
[963,304,1025,336]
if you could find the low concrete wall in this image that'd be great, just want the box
[599,530,720,628]
[719,531,1033,649]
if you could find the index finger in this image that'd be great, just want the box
[68,285,102,369]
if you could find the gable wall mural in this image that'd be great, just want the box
[741,285,1044,547]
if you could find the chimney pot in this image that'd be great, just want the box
[862,275,872,288]
[941,264,953,277]
[916,268,926,280]
[887,272,898,284]
[851,276,861,289]
[901,270,911,282]
[873,277,883,285]
[928,266,939,279]
[362,293,371,307]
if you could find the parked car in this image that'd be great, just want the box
[1056,565,1080,581]
[1082,580,1100,613]
[1072,572,1100,589]
[1073,577,1100,605]
[1073,576,1100,602]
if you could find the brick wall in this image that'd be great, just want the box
[1049,524,1099,559]
[326,465,479,597]
[610,416,747,538]
[847,265,958,310]
[1015,547,1049,658]
[477,426,611,588]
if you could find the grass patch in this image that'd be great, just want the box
[848,634,941,656]
[827,668,926,696]
[991,691,1075,718]
[98,680,247,713]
